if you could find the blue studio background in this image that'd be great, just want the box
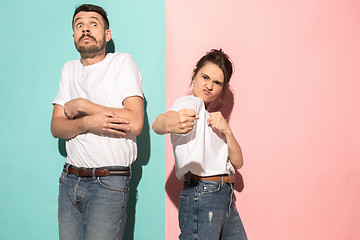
[0,0,165,239]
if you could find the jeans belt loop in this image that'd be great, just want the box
[92,168,96,180]
[65,164,70,177]
[221,175,224,187]
[186,172,192,185]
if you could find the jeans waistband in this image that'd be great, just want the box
[63,164,130,177]
[184,172,235,184]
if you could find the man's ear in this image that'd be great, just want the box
[105,29,112,42]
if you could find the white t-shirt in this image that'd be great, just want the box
[170,95,235,180]
[53,52,143,168]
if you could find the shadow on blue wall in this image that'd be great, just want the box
[124,97,150,239]
[105,39,115,55]
[57,39,151,240]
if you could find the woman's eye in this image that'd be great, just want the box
[202,75,208,80]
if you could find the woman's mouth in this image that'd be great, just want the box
[203,89,211,95]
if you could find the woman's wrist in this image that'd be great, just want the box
[223,128,233,138]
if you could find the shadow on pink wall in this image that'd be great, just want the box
[165,87,245,207]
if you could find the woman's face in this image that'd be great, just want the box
[191,62,224,109]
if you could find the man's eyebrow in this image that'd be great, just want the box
[74,17,82,23]
[73,16,101,23]
[89,16,101,22]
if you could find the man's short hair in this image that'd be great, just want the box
[73,4,109,29]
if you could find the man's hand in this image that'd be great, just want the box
[84,112,131,137]
[64,98,89,119]
[61,97,143,136]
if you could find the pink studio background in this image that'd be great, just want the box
[165,0,360,239]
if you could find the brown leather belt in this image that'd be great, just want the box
[185,173,235,184]
[64,165,130,177]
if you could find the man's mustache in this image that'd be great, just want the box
[78,34,97,42]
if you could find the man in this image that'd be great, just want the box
[51,4,144,240]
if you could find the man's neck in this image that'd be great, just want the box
[80,51,107,66]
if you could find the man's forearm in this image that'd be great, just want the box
[75,98,144,135]
[51,104,131,139]
[65,97,144,136]
[51,116,88,139]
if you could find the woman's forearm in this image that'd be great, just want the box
[225,130,244,169]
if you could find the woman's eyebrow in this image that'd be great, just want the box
[201,73,210,78]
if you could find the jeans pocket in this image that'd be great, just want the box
[178,195,189,231]
[201,182,221,195]
[96,176,129,192]
[59,172,66,184]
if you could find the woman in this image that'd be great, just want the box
[152,49,247,240]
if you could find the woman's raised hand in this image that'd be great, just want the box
[169,109,199,134]
[207,112,231,135]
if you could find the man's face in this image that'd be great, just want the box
[73,11,111,56]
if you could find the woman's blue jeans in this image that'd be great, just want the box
[58,171,129,240]
[178,180,247,240]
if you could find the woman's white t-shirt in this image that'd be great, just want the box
[170,95,235,180]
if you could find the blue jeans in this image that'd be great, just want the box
[58,167,130,240]
[178,180,247,240]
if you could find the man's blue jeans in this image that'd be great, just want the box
[178,180,247,240]
[58,168,130,240]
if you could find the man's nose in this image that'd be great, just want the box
[82,28,90,34]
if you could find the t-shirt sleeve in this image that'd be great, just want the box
[118,54,143,101]
[169,96,201,115]
[52,64,70,107]
[169,96,202,137]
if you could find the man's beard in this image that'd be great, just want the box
[75,34,106,57]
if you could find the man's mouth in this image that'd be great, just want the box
[79,34,96,42]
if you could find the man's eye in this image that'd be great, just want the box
[77,24,83,28]
[92,23,97,27]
